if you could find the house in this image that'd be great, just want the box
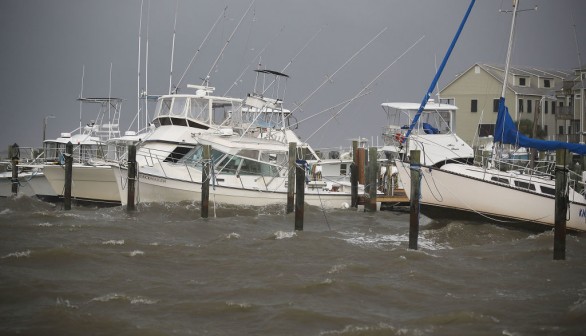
[438,63,585,146]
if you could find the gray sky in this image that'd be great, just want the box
[1,0,584,153]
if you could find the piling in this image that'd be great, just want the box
[409,150,421,250]
[295,147,306,231]
[554,148,568,260]
[64,141,73,210]
[357,148,366,185]
[201,144,211,219]
[126,144,137,212]
[9,143,20,195]
[366,147,378,212]
[287,142,296,213]
[351,140,359,208]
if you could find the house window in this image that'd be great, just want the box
[545,101,549,114]
[544,125,548,135]
[527,99,532,113]
[493,99,499,112]
[543,79,551,88]
[471,99,478,113]
[559,126,564,134]
[518,99,524,113]
[568,125,572,135]
[552,101,556,114]
[519,77,527,86]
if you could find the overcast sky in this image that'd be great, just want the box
[1,0,584,153]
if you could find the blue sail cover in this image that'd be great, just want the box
[494,97,586,155]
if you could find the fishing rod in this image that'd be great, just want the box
[203,0,256,86]
[289,27,387,115]
[259,26,324,96]
[305,35,425,143]
[176,6,227,90]
[223,24,284,97]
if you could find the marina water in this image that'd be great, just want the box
[1,196,585,335]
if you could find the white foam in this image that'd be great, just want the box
[274,231,297,240]
[2,250,31,259]
[129,250,144,256]
[102,240,125,245]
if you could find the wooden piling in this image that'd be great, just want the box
[409,150,421,250]
[357,148,366,185]
[9,143,19,195]
[64,141,73,210]
[287,142,296,214]
[295,147,306,231]
[126,144,137,212]
[351,140,359,208]
[366,147,378,212]
[554,148,568,260]
[201,144,211,219]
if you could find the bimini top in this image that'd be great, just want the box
[382,100,458,111]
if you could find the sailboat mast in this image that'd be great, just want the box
[501,0,519,99]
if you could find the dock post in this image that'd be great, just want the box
[201,144,211,219]
[554,148,568,260]
[295,147,306,231]
[366,147,378,212]
[287,142,296,213]
[350,140,359,208]
[409,150,421,250]
[64,141,73,210]
[9,143,19,195]
[126,144,137,212]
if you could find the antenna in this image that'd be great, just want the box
[79,65,85,134]
[176,6,227,90]
[169,0,179,94]
[204,0,256,86]
[137,0,144,132]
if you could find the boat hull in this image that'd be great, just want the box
[395,160,586,232]
[113,166,355,209]
[43,164,121,205]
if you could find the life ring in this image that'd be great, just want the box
[394,133,405,142]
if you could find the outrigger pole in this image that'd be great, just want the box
[403,0,476,142]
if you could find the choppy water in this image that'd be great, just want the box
[1,195,585,335]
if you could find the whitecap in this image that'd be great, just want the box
[327,264,347,274]
[129,250,144,256]
[226,232,240,239]
[0,208,12,215]
[56,297,78,309]
[274,231,296,240]
[102,240,125,245]
[2,250,31,259]
[38,222,53,227]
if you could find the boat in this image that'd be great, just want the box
[380,100,474,166]
[394,0,586,232]
[0,146,54,199]
[39,97,148,205]
[112,76,372,209]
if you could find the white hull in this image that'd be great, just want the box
[113,166,356,209]
[1,170,56,199]
[43,164,121,204]
[395,160,586,232]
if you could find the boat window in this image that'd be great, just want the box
[238,149,259,160]
[189,98,210,123]
[170,117,188,126]
[171,97,187,117]
[514,180,536,191]
[179,146,203,167]
[490,176,509,184]
[156,98,172,117]
[260,152,287,167]
[340,163,348,175]
[540,186,555,196]
[164,146,193,163]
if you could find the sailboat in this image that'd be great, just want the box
[395,0,586,232]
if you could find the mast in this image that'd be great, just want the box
[403,0,475,141]
[137,0,144,132]
[169,0,178,94]
[501,0,519,99]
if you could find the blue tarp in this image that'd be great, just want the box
[494,97,586,155]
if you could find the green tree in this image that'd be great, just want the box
[517,119,547,139]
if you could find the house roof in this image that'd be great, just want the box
[440,63,575,97]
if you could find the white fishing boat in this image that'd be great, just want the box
[395,0,586,232]
[0,146,54,199]
[112,75,370,209]
[37,97,144,205]
[381,100,474,166]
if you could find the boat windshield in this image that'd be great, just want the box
[386,107,454,134]
[178,146,283,177]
